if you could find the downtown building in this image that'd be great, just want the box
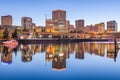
[21,17,32,30]
[46,19,57,33]
[75,19,84,30]
[52,10,66,32]
[52,10,66,28]
[1,15,17,39]
[46,19,54,27]
[69,24,75,31]
[66,20,70,30]
[1,15,12,27]
[20,17,33,39]
[95,22,105,33]
[107,20,117,33]
[46,10,67,33]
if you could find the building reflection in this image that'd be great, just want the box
[46,44,55,62]
[52,52,66,71]
[46,44,67,71]
[13,46,19,57]
[75,43,84,59]
[21,45,32,62]
[97,43,105,57]
[0,42,119,69]
[1,46,12,64]
[106,43,119,62]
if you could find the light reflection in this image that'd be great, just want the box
[0,42,119,70]
[1,46,12,64]
[21,45,32,62]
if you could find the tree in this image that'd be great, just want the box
[3,27,9,39]
[35,32,39,38]
[42,27,46,32]
[12,28,18,39]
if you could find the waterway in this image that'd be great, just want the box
[0,42,120,80]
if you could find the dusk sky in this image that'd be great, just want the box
[0,0,120,30]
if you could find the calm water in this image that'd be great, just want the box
[0,42,120,80]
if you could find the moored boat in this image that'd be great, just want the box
[2,40,18,47]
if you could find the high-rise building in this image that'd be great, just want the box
[1,15,12,26]
[32,23,36,27]
[66,20,70,30]
[69,24,74,30]
[52,10,66,28]
[75,19,84,30]
[46,19,54,27]
[95,22,105,33]
[107,21,117,32]
[21,17,32,30]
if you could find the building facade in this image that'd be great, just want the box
[52,10,66,29]
[46,19,54,28]
[1,15,12,27]
[66,20,70,30]
[96,22,105,33]
[107,21,117,33]
[21,17,32,30]
[75,19,84,30]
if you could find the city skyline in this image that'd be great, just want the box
[0,0,120,30]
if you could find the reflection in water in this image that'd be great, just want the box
[52,52,66,71]
[1,46,12,64]
[21,45,32,62]
[0,42,119,70]
[107,43,119,62]
[75,43,84,59]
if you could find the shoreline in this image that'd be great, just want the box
[0,38,114,44]
[17,38,111,44]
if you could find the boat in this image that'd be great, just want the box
[2,40,18,48]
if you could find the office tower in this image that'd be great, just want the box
[1,15,12,26]
[21,17,32,30]
[52,10,66,28]
[32,23,36,27]
[46,19,54,27]
[66,20,70,29]
[75,19,84,30]
[69,24,74,30]
[96,22,105,33]
[107,21,117,32]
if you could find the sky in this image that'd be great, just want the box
[0,0,120,30]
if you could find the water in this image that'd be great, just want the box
[0,42,120,80]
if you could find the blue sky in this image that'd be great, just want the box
[0,0,120,30]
